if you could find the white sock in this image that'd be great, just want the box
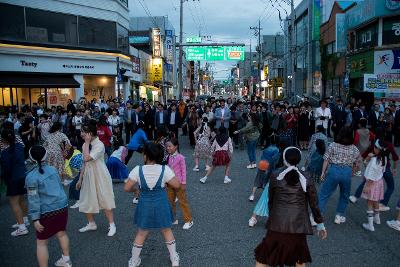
[109,222,116,228]
[23,216,29,224]
[18,223,27,230]
[166,240,177,258]
[62,255,70,262]
[367,211,374,227]
[88,221,96,226]
[131,243,143,260]
[225,176,229,179]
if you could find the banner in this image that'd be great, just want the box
[364,73,400,93]
[151,28,161,58]
[336,14,346,52]
[312,0,321,41]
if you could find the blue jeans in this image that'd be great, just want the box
[319,164,352,216]
[354,168,394,206]
[246,140,257,163]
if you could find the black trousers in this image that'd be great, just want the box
[168,124,179,139]
[125,147,143,165]
[125,122,134,144]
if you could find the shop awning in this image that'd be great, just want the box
[0,73,80,88]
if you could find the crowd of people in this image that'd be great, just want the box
[0,94,400,267]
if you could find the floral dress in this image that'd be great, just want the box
[44,131,70,177]
[193,125,214,160]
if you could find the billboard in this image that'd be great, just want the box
[165,30,174,67]
[312,0,321,41]
[374,49,400,75]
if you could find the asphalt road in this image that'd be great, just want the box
[1,136,400,267]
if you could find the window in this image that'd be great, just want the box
[78,17,117,50]
[0,3,25,41]
[117,24,129,54]
[26,8,77,45]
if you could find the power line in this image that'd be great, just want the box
[136,0,159,27]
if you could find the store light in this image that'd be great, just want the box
[152,58,162,65]
[152,90,158,96]
[101,77,108,85]
[261,81,269,87]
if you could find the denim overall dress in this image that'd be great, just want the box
[134,165,173,229]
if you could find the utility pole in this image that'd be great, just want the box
[290,0,296,100]
[250,20,262,97]
[178,0,184,99]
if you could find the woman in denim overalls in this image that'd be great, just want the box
[124,142,181,267]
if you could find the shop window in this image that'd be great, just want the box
[117,24,129,55]
[26,8,78,45]
[78,17,117,50]
[0,3,25,41]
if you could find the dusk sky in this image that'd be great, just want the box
[128,0,301,79]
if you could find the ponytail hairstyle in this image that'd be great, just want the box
[29,146,47,174]
[283,148,302,186]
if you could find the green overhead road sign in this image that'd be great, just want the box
[185,46,245,61]
[206,47,225,60]
[186,47,206,60]
[186,36,202,43]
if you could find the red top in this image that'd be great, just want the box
[97,125,112,147]
[284,113,298,129]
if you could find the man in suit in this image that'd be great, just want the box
[155,103,168,131]
[131,103,144,133]
[331,98,347,142]
[215,99,231,129]
[167,103,180,139]
[124,103,134,144]
[368,104,381,134]
[352,103,368,130]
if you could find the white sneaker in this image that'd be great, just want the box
[246,164,253,169]
[54,257,72,267]
[132,197,139,204]
[248,195,255,202]
[11,227,28,237]
[334,215,346,224]
[107,224,116,237]
[79,223,97,233]
[182,221,194,230]
[379,204,390,212]
[170,253,180,267]
[70,201,79,209]
[193,166,200,172]
[252,163,257,168]
[199,177,207,184]
[355,170,362,177]
[374,215,381,225]
[349,196,357,204]
[224,177,232,184]
[387,220,400,231]
[205,165,211,171]
[362,223,375,232]
[172,219,179,225]
[175,197,178,203]
[248,217,257,227]
[12,221,30,229]
[128,257,141,267]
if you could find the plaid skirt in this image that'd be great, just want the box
[212,151,231,166]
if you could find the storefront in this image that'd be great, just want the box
[0,43,132,109]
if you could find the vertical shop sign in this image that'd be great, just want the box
[152,28,162,58]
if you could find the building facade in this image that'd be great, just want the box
[285,0,321,101]
[344,0,400,102]
[0,0,132,109]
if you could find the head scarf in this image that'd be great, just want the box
[216,127,229,147]
[276,146,307,192]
